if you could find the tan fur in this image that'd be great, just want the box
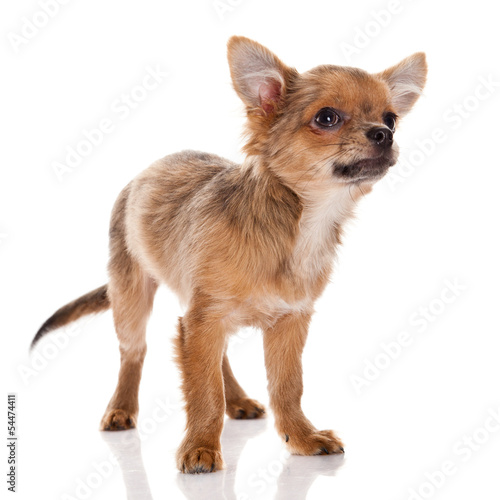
[32,36,427,473]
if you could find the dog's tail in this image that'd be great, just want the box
[31,284,110,350]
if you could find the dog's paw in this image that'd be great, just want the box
[100,409,136,431]
[226,398,266,419]
[286,429,344,455]
[177,447,224,474]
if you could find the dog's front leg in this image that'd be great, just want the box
[264,311,344,455]
[174,305,227,473]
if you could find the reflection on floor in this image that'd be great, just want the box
[102,418,344,499]
[101,429,154,500]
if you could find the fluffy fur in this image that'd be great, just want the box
[32,36,427,473]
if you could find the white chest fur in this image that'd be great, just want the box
[291,185,356,283]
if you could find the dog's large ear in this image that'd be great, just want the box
[227,36,297,115]
[378,53,427,117]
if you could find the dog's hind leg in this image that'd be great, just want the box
[100,269,157,431]
[100,186,158,431]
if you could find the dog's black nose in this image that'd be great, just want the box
[367,127,393,148]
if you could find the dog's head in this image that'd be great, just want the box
[227,36,427,195]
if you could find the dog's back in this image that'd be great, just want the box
[122,150,233,302]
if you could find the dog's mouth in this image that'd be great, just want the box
[333,150,397,183]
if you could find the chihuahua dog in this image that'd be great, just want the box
[32,36,427,473]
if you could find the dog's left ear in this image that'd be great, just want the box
[378,52,427,117]
[227,36,298,115]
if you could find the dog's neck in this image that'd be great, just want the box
[241,154,359,230]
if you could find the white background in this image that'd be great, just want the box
[2,0,500,499]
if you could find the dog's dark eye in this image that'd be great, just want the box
[315,107,341,128]
[384,112,397,132]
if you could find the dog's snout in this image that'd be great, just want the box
[367,127,393,148]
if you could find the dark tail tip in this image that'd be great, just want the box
[31,319,55,351]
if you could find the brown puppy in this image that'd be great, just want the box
[32,36,427,474]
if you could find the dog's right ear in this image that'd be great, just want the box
[227,36,297,116]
